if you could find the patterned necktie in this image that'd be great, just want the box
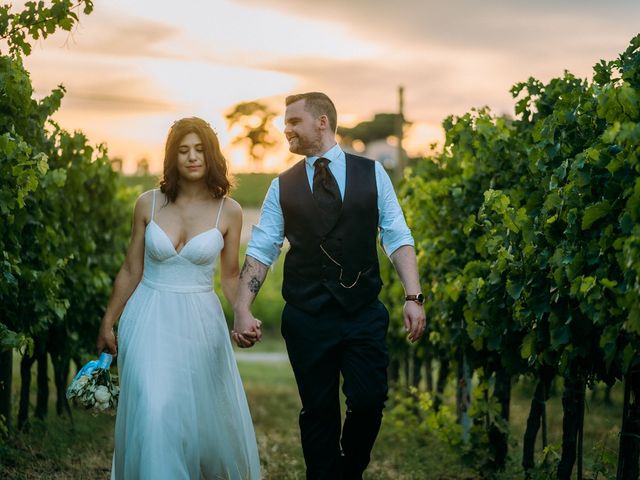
[312,157,342,223]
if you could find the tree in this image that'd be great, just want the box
[0,0,95,429]
[337,113,408,146]
[0,0,131,434]
[225,101,279,166]
[0,1,94,58]
[136,157,150,175]
[338,113,413,174]
[381,34,640,476]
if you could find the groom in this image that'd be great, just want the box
[233,92,425,480]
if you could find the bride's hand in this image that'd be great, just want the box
[96,325,118,356]
[232,311,262,348]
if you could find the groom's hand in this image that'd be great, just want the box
[232,322,261,348]
[232,310,262,348]
[404,301,426,343]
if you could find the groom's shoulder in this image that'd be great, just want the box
[278,158,306,180]
[345,152,376,166]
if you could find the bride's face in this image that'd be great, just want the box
[177,132,207,181]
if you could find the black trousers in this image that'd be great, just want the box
[281,299,390,480]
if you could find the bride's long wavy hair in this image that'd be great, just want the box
[159,117,233,202]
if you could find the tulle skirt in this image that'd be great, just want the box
[111,282,260,479]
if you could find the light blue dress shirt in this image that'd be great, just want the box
[246,143,414,266]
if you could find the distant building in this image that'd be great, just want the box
[343,139,405,170]
[136,158,150,175]
[111,157,123,172]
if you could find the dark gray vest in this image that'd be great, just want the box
[279,153,382,313]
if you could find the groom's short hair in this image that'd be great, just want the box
[286,92,337,133]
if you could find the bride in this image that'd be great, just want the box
[96,117,261,479]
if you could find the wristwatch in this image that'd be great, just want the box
[405,293,425,305]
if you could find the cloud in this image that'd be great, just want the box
[238,0,639,126]
[22,10,189,115]
[71,15,182,59]
[16,0,639,172]
[233,0,639,92]
[32,7,186,60]
[24,51,178,114]
[257,56,454,120]
[256,51,533,126]
[232,0,638,55]
[62,91,174,114]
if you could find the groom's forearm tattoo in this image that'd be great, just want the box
[240,258,267,295]
[248,277,262,294]
[239,261,251,278]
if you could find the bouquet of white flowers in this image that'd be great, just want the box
[66,352,119,415]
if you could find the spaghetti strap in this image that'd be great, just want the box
[151,189,157,221]
[215,197,225,229]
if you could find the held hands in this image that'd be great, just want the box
[404,301,426,343]
[232,310,262,348]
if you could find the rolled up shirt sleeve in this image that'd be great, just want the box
[376,161,414,256]
[246,178,285,267]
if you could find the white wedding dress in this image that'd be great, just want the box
[111,190,260,479]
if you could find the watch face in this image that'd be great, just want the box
[406,293,425,304]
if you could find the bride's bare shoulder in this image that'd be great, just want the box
[220,197,242,227]
[132,189,158,222]
[223,196,241,213]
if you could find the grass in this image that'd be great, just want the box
[234,334,287,354]
[506,378,621,477]
[240,362,305,479]
[0,410,115,480]
[379,375,623,479]
[1,349,624,479]
[242,362,479,480]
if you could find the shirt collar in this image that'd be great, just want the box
[306,143,344,168]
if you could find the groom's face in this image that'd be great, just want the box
[284,99,322,156]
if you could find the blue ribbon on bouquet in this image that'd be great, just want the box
[70,352,113,383]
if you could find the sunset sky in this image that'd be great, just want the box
[18,0,640,173]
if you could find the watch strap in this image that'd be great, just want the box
[405,293,424,305]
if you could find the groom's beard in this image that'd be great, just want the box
[288,131,322,156]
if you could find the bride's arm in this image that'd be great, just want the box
[96,192,149,355]
[219,198,242,306]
